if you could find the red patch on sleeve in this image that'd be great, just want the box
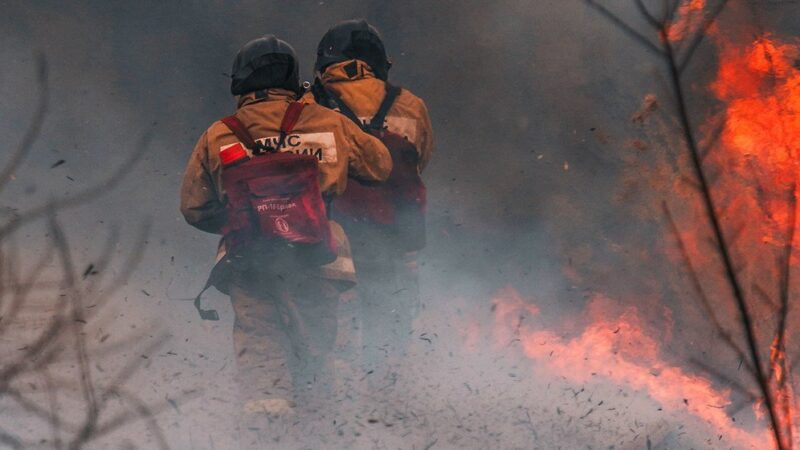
[220,142,248,166]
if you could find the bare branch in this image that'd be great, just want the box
[41,366,65,450]
[109,387,171,450]
[589,1,789,446]
[666,0,682,20]
[0,57,170,449]
[634,0,664,29]
[677,0,731,73]
[663,202,755,374]
[699,117,726,162]
[661,31,785,448]
[0,428,23,450]
[0,314,66,393]
[0,241,56,337]
[584,0,664,55]
[84,391,194,447]
[0,52,48,192]
[776,184,796,349]
[688,357,759,401]
[753,283,780,312]
[4,387,80,432]
[0,130,153,241]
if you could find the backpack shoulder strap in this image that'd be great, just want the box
[280,102,306,134]
[314,81,400,133]
[369,83,402,130]
[319,87,365,131]
[276,102,306,149]
[220,115,260,150]
[221,115,256,149]
[221,102,306,154]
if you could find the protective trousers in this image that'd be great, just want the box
[230,270,339,412]
[355,252,420,382]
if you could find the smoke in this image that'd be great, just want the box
[2,0,800,448]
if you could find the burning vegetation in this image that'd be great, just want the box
[491,287,766,448]
[486,1,800,449]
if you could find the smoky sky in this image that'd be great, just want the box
[3,1,800,448]
[0,0,660,303]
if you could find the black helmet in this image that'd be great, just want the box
[314,19,391,81]
[230,35,301,96]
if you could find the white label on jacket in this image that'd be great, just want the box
[253,132,338,163]
[359,116,418,144]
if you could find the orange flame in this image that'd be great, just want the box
[492,287,768,448]
[550,1,800,447]
[707,32,800,448]
[668,0,708,42]
[491,285,540,348]
[711,35,800,182]
[770,335,797,448]
[771,337,786,386]
[708,34,800,249]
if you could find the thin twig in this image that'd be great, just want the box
[0,57,170,449]
[110,387,171,450]
[699,116,726,162]
[776,185,796,353]
[4,387,80,432]
[635,0,663,29]
[662,31,784,449]
[41,366,64,450]
[584,0,664,55]
[0,428,23,450]
[663,202,754,374]
[48,214,101,445]
[753,283,780,312]
[677,0,731,74]
[688,357,759,400]
[0,130,153,240]
[0,52,48,192]
[586,2,789,447]
[0,242,56,337]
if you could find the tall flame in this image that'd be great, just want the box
[706,33,800,250]
[707,31,800,449]
[483,4,800,449]
[658,5,800,446]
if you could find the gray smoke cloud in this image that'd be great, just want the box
[2,1,799,448]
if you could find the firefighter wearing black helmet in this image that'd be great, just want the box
[181,34,391,447]
[306,20,434,391]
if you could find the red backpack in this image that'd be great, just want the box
[218,101,337,264]
[194,102,337,321]
[315,83,427,252]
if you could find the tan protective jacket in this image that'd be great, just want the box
[303,60,434,171]
[180,88,392,285]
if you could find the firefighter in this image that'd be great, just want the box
[307,20,434,388]
[180,35,391,445]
